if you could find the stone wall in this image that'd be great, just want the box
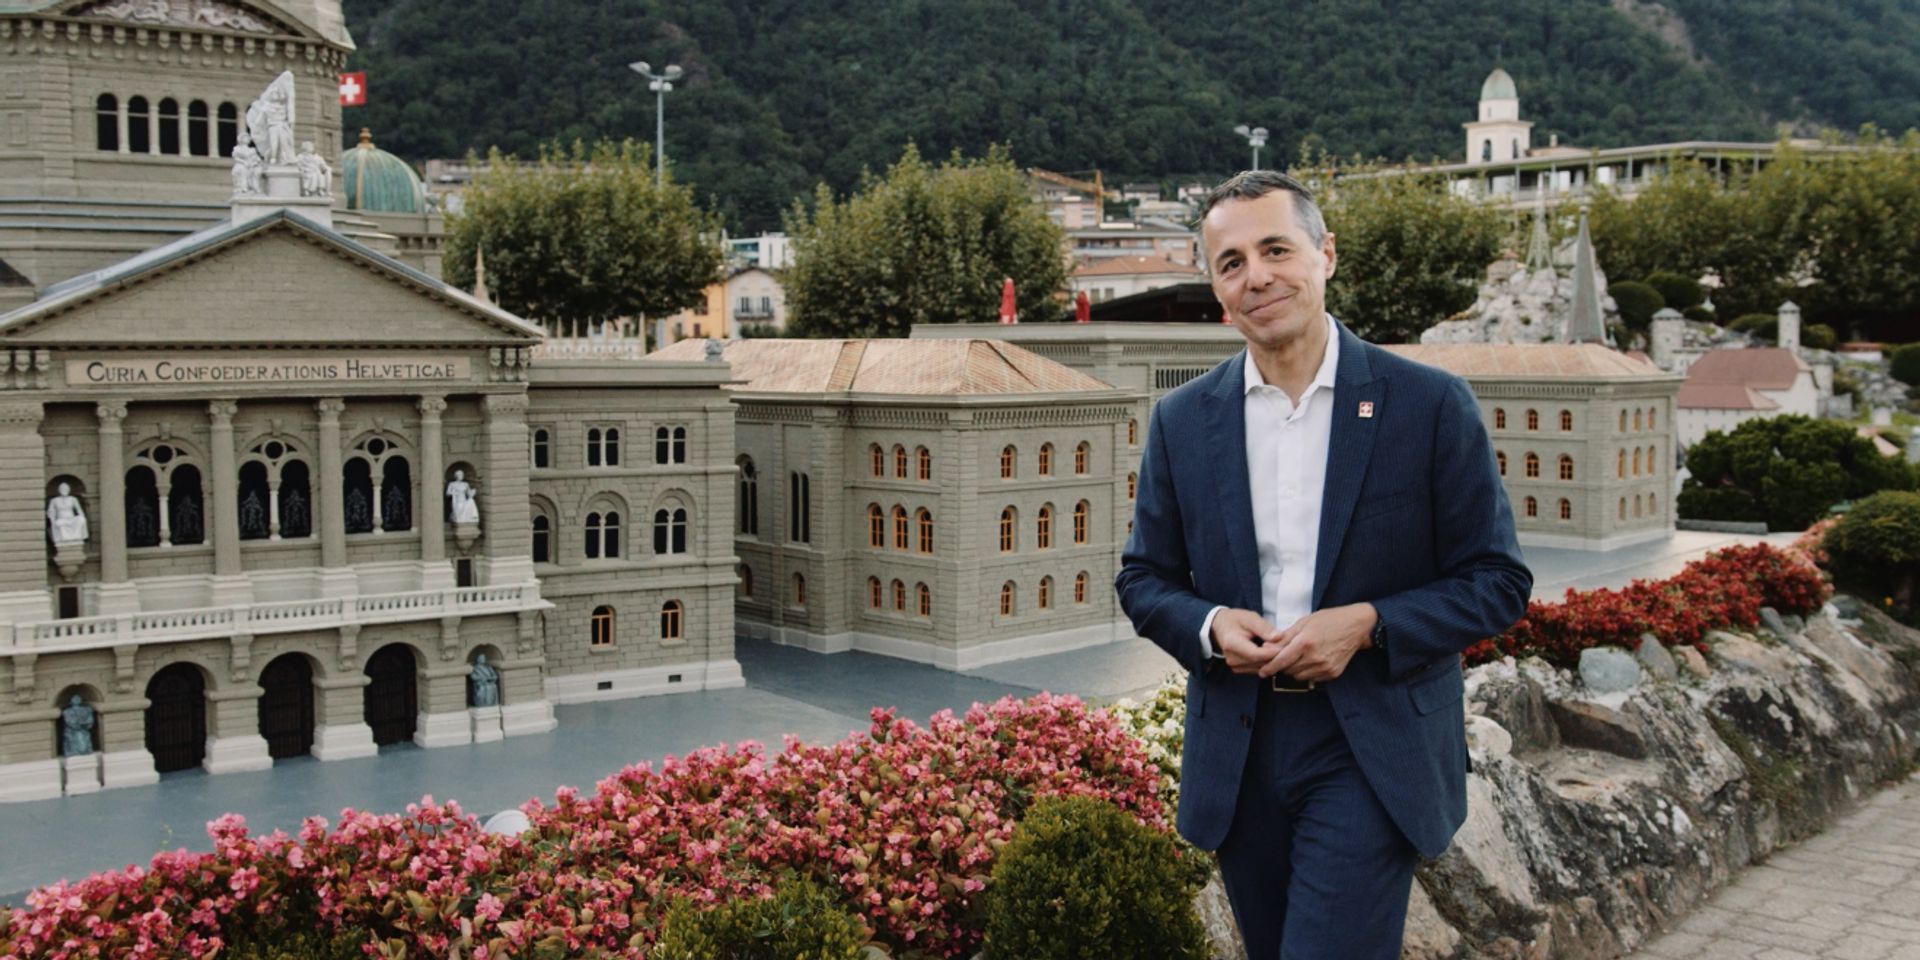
[1189,602,1920,959]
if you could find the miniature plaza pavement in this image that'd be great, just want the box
[0,529,1804,903]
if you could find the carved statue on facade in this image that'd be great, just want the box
[61,695,96,756]
[246,71,297,166]
[296,141,332,198]
[46,483,88,546]
[446,470,481,525]
[230,136,264,196]
[468,655,499,708]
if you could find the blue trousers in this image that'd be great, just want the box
[1214,686,1419,960]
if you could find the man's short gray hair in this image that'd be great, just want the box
[1196,170,1328,268]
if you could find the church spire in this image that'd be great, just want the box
[472,246,491,305]
[1566,213,1607,344]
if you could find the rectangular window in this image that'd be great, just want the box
[455,558,474,587]
[58,586,79,620]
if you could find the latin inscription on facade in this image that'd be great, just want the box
[68,357,472,386]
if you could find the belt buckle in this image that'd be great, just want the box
[1270,675,1316,693]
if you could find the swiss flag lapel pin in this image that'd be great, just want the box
[1358,401,1375,419]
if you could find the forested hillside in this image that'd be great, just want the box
[338,0,1920,230]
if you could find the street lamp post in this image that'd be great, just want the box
[628,60,683,185]
[1233,124,1269,171]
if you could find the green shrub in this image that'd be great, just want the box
[1644,271,1704,310]
[1804,323,1838,351]
[1683,305,1717,325]
[1608,281,1665,331]
[1680,416,1916,530]
[651,878,870,960]
[221,928,368,960]
[1891,343,1920,387]
[1728,313,1778,340]
[985,795,1210,960]
[1824,491,1920,611]
[1676,485,1764,524]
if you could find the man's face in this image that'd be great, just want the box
[1201,191,1337,351]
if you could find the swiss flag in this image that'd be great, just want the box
[339,72,366,107]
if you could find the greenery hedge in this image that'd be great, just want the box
[1607,281,1665,331]
[1645,271,1704,311]
[1824,491,1920,620]
[651,878,870,960]
[1678,415,1916,531]
[1892,343,1920,387]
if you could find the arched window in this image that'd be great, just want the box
[95,94,118,151]
[737,457,759,535]
[867,576,882,609]
[1038,443,1054,476]
[156,98,180,155]
[126,96,150,154]
[652,507,689,555]
[588,509,622,559]
[1526,409,1539,431]
[531,514,551,563]
[215,102,238,157]
[1038,576,1053,609]
[671,426,687,463]
[1558,455,1574,481]
[590,606,615,648]
[892,505,909,550]
[893,445,908,479]
[1618,497,1627,521]
[916,509,933,554]
[1074,441,1090,475]
[1634,494,1644,518]
[1000,445,1016,479]
[789,472,811,543]
[128,443,204,547]
[870,444,885,477]
[916,446,932,481]
[999,507,1016,552]
[738,564,754,598]
[1073,500,1090,545]
[381,457,412,532]
[1559,410,1573,431]
[1617,449,1627,479]
[1493,408,1506,430]
[125,465,160,548]
[1523,453,1540,478]
[1074,571,1089,604]
[1481,139,1492,162]
[891,579,906,611]
[999,581,1015,616]
[1496,451,1507,476]
[1559,498,1572,521]
[1633,448,1642,476]
[1619,410,1628,432]
[1524,496,1538,518]
[1648,408,1658,430]
[1127,472,1137,500]
[1036,504,1054,549]
[186,100,209,156]
[532,429,550,469]
[240,437,310,541]
[1634,409,1644,431]
[586,428,602,467]
[916,582,930,617]
[1127,419,1139,445]
[661,600,683,641]
[603,427,621,466]
[1646,446,1657,473]
[867,504,885,547]
[793,573,807,606]
[343,436,408,534]
[1649,493,1657,517]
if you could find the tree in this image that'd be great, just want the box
[442,140,724,337]
[783,144,1066,337]
[1823,490,1920,613]
[1678,415,1916,530]
[1645,271,1705,310]
[1608,281,1666,333]
[1891,343,1920,387]
[1306,166,1506,343]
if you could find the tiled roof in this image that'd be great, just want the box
[1676,382,1780,410]
[1681,348,1808,391]
[1072,255,1201,278]
[1381,343,1668,378]
[648,338,1119,396]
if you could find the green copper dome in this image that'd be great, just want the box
[1481,67,1517,101]
[340,129,425,214]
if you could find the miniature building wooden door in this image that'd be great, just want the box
[257,654,315,759]
[144,663,207,773]
[362,645,418,746]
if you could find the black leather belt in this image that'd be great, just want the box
[1269,675,1318,693]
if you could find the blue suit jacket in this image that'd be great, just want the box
[1115,321,1532,858]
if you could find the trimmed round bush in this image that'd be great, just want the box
[1891,343,1920,387]
[1644,271,1704,310]
[985,795,1210,960]
[651,877,870,960]
[1804,323,1838,351]
[1608,281,1665,331]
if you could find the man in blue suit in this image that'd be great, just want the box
[1116,170,1531,958]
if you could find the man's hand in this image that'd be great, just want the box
[1209,608,1284,675]
[1259,603,1378,683]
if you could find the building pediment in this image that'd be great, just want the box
[0,211,542,349]
[20,0,351,47]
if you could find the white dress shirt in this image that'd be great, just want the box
[1200,314,1340,656]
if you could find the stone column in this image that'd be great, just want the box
[415,661,474,748]
[95,401,137,614]
[207,400,250,604]
[416,396,449,586]
[202,683,271,774]
[311,672,377,761]
[96,696,159,788]
[0,401,49,624]
[479,393,532,585]
[315,398,352,596]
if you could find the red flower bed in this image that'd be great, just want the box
[1,694,1165,960]
[1462,542,1829,667]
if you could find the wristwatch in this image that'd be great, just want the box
[1370,616,1388,656]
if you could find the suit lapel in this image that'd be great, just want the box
[1205,352,1264,613]
[1312,323,1385,609]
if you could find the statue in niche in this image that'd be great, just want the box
[468,655,499,708]
[229,136,264,196]
[245,71,296,166]
[296,141,331,198]
[61,695,96,756]
[445,470,480,524]
[46,483,88,546]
